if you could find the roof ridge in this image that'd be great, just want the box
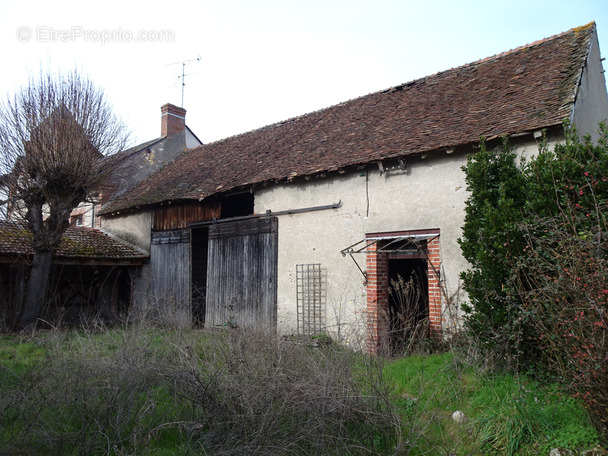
[98,135,195,214]
[197,23,596,149]
[115,136,164,159]
[464,21,595,68]
[100,22,600,215]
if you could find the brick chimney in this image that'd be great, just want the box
[161,103,187,137]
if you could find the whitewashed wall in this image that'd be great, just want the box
[572,33,608,142]
[254,150,471,341]
[253,134,571,342]
[100,210,152,252]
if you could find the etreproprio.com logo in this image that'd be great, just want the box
[16,26,175,45]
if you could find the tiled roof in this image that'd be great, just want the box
[98,128,200,209]
[101,23,597,214]
[0,221,147,262]
[96,136,164,200]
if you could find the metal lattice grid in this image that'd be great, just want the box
[296,264,326,336]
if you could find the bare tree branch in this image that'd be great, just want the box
[0,69,130,328]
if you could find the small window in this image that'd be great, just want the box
[220,192,254,218]
[71,214,83,226]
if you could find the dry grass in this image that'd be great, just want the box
[0,324,407,455]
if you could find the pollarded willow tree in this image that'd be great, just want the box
[0,70,130,329]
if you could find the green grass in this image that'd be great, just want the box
[0,335,46,368]
[383,352,600,455]
[0,334,47,392]
[0,329,601,455]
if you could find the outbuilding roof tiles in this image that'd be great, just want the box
[0,221,147,262]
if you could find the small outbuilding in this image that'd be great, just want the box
[0,221,147,327]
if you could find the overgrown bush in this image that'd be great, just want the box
[169,328,407,455]
[458,137,528,365]
[459,123,608,439]
[0,325,407,455]
[511,149,608,435]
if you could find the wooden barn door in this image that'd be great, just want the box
[150,229,191,327]
[206,217,278,331]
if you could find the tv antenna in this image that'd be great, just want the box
[165,55,201,107]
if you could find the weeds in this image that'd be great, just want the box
[1,324,601,455]
[0,325,406,455]
[0,326,178,455]
[384,348,600,455]
[165,327,406,455]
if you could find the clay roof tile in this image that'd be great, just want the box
[100,23,597,215]
[0,221,147,262]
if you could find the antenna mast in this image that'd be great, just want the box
[181,62,186,107]
[166,56,201,108]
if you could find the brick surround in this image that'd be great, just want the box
[366,231,442,354]
[426,236,443,333]
[366,242,390,354]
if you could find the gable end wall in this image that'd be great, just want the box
[572,32,608,141]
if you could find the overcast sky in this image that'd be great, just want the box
[1,0,607,146]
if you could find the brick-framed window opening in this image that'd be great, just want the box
[365,229,441,354]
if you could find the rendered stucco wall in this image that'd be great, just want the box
[254,151,471,344]
[185,128,202,149]
[572,33,608,142]
[100,210,153,319]
[100,210,152,252]
[255,137,558,344]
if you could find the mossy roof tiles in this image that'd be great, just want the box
[100,23,597,215]
[0,221,147,262]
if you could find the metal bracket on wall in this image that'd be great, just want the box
[340,234,438,283]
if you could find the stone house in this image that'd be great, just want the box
[0,103,199,326]
[71,103,202,230]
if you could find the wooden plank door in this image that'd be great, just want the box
[150,229,191,327]
[206,217,278,331]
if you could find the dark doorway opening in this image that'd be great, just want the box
[191,227,209,327]
[387,257,428,354]
[112,270,132,317]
